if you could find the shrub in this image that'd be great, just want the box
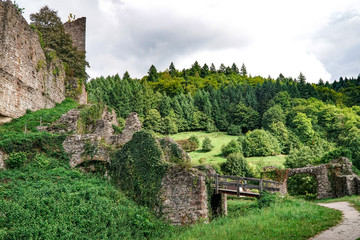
[189,135,200,146]
[5,152,27,169]
[318,147,352,164]
[206,121,218,133]
[242,129,281,157]
[227,124,242,136]
[220,152,251,177]
[33,153,51,168]
[198,157,206,164]
[202,137,214,152]
[176,139,198,152]
[257,191,277,209]
[221,139,242,157]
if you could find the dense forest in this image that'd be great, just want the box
[86,63,360,174]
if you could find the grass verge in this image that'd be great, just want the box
[166,197,342,240]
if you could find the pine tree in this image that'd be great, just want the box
[231,63,240,74]
[169,62,177,77]
[210,63,217,73]
[240,63,247,76]
[200,63,210,78]
[148,65,159,82]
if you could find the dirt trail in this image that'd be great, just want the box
[310,201,360,240]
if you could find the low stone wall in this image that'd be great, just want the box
[160,166,208,225]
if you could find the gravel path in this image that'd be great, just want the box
[310,201,360,240]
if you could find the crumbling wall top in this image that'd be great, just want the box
[64,17,86,52]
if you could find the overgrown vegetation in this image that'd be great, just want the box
[0,164,170,239]
[111,131,169,211]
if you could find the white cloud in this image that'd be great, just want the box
[16,0,360,82]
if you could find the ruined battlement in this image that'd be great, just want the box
[64,17,86,52]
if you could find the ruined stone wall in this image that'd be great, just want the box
[63,134,111,168]
[64,17,86,52]
[0,1,65,121]
[160,166,209,225]
[275,157,360,199]
[0,150,6,170]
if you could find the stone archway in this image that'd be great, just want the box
[268,158,360,199]
[285,164,332,199]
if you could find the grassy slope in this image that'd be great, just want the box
[170,131,286,167]
[0,164,170,239]
[168,198,342,240]
[0,98,78,134]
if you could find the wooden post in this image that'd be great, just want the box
[215,175,219,194]
[237,178,240,197]
[24,122,27,134]
[260,179,263,192]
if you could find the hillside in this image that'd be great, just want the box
[0,2,359,239]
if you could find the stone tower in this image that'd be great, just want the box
[64,17,86,52]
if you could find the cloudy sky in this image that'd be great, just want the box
[18,0,360,83]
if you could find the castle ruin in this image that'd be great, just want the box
[0,1,87,123]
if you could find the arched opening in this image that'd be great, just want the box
[287,173,317,198]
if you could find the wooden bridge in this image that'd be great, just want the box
[214,174,281,198]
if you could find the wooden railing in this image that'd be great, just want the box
[213,174,281,197]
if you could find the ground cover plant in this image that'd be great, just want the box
[0,163,171,239]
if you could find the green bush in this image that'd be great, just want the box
[221,139,242,157]
[176,139,198,152]
[242,129,281,157]
[220,152,251,177]
[257,191,277,209]
[189,135,200,146]
[318,147,352,164]
[227,124,243,136]
[202,137,214,152]
[5,152,27,169]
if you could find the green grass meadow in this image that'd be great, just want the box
[170,131,286,168]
